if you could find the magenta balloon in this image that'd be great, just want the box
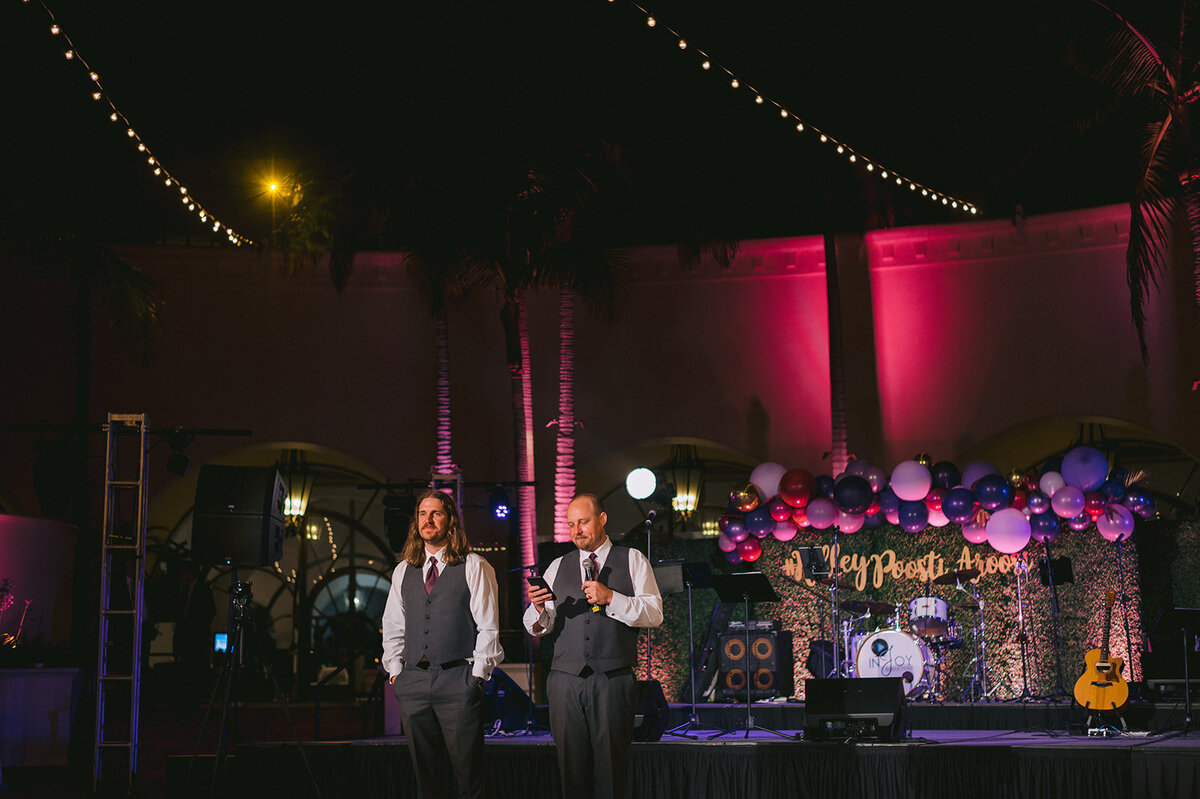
[737,537,762,562]
[986,507,1032,554]
[891,460,933,501]
[962,519,988,544]
[928,507,950,528]
[806,497,837,529]
[772,520,798,542]
[884,508,900,525]
[717,533,737,552]
[1061,446,1109,492]
[725,548,743,564]
[961,461,1001,491]
[1097,503,1135,542]
[1051,485,1085,519]
[1026,491,1050,515]
[837,510,865,534]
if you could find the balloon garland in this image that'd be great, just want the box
[716,447,1156,565]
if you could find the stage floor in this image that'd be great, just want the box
[202,700,1200,799]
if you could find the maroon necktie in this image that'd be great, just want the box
[425,556,438,594]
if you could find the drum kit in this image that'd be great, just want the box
[817,567,988,700]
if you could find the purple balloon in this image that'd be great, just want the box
[1061,446,1109,492]
[833,475,873,515]
[726,518,749,543]
[891,460,933,502]
[717,533,738,552]
[1026,491,1050,515]
[745,507,773,536]
[1030,511,1061,543]
[898,500,929,533]
[725,548,744,564]
[806,498,837,529]
[837,510,865,533]
[931,461,962,490]
[974,473,1013,511]
[878,487,900,514]
[1051,486,1085,519]
[942,487,977,524]
[1097,503,1135,542]
[961,461,1001,491]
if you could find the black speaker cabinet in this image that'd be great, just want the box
[192,465,286,566]
[804,677,905,741]
[717,629,793,700]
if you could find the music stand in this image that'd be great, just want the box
[661,561,715,739]
[707,572,794,740]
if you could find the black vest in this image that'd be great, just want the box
[400,556,476,665]
[550,546,638,674]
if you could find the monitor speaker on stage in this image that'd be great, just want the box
[716,624,793,700]
[803,677,905,741]
[192,465,287,567]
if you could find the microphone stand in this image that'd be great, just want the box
[1041,540,1069,700]
[644,510,656,675]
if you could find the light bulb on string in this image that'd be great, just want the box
[836,145,844,153]
[64,50,73,59]
[819,134,828,142]
[678,39,686,49]
[730,78,739,88]
[126,129,135,137]
[89,72,98,81]
[701,60,710,69]
[647,17,656,27]
[848,154,856,163]
[795,122,804,132]
[50,24,59,34]
[780,109,788,118]
[109,112,117,122]
[91,92,100,100]
[153,168,161,175]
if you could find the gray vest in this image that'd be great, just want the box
[400,556,476,665]
[550,546,638,674]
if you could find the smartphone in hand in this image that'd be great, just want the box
[526,575,556,601]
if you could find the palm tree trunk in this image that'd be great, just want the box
[825,231,849,475]
[554,288,576,542]
[501,292,538,599]
[433,309,456,473]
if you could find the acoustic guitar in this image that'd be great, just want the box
[1073,590,1129,711]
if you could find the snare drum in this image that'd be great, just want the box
[908,596,950,636]
[854,629,931,696]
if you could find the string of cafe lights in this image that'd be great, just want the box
[607,0,979,216]
[21,0,253,245]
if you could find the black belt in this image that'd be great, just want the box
[414,658,469,670]
[577,665,632,678]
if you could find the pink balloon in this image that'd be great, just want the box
[927,507,950,528]
[769,497,793,522]
[962,519,988,544]
[891,460,933,501]
[1039,471,1066,499]
[717,533,737,552]
[749,462,787,504]
[864,465,888,493]
[837,510,865,534]
[791,506,810,528]
[1097,503,1135,542]
[1051,485,1085,519]
[884,508,900,525]
[986,507,1031,554]
[772,520,798,542]
[806,498,837,529]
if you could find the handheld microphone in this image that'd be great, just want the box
[583,557,600,613]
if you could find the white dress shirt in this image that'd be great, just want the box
[523,536,663,636]
[381,547,504,681]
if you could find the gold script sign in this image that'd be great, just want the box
[781,545,1026,592]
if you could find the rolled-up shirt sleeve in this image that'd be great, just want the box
[605,547,663,628]
[466,553,504,680]
[380,562,409,679]
[522,558,561,637]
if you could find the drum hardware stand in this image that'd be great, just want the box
[185,569,322,799]
[1013,556,1036,700]
[665,563,716,739]
[707,572,794,740]
[958,581,1006,702]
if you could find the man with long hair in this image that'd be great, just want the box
[524,493,663,799]
[382,489,502,798]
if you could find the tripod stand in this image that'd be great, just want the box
[707,571,794,740]
[664,562,715,739]
[186,571,322,799]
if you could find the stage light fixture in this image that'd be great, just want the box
[625,467,656,500]
[490,484,511,519]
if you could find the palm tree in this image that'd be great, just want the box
[1070,0,1200,362]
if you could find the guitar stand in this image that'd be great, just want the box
[1085,707,1128,737]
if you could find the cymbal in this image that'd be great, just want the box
[815,576,855,591]
[841,599,894,615]
[932,568,981,586]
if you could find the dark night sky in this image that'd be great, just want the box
[1,1,1144,248]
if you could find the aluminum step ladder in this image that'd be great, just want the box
[93,413,149,793]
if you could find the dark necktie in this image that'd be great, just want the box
[589,553,599,580]
[425,556,438,594]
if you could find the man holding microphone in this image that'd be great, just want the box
[524,493,663,799]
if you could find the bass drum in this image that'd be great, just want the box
[854,629,930,696]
